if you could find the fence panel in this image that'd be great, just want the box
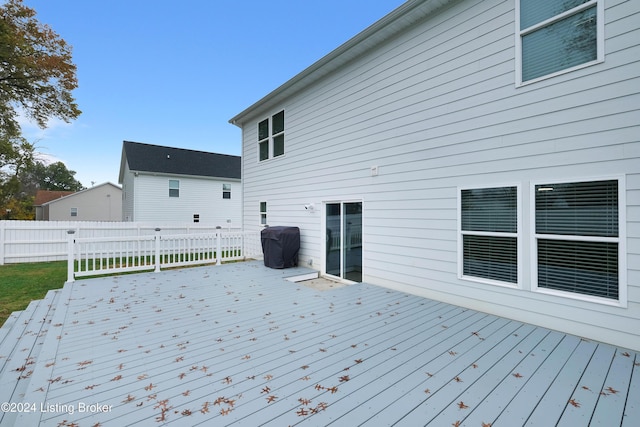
[0,220,240,264]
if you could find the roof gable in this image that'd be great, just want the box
[120,141,241,181]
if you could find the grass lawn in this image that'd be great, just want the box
[0,261,67,327]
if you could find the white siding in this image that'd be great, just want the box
[121,161,135,221]
[239,0,640,349]
[131,173,241,227]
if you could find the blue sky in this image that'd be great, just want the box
[20,0,406,187]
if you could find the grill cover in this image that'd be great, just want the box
[261,226,300,268]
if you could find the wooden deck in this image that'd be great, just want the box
[1,261,638,426]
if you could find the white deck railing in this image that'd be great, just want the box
[67,229,262,282]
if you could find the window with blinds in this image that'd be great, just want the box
[534,179,621,301]
[460,186,519,285]
[517,0,602,84]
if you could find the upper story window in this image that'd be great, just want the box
[223,184,231,199]
[70,207,78,217]
[169,179,180,197]
[258,110,285,161]
[517,0,603,85]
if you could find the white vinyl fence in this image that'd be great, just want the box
[67,229,262,282]
[0,220,239,265]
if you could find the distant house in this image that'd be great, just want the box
[35,183,122,221]
[230,0,640,350]
[118,141,241,225]
[34,190,74,220]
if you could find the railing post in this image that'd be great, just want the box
[67,230,76,282]
[216,226,222,265]
[154,228,161,273]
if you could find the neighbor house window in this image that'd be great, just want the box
[169,179,180,197]
[459,186,520,286]
[223,183,231,199]
[258,110,285,161]
[517,0,603,84]
[533,178,624,304]
[260,201,267,225]
[193,214,200,223]
[70,207,78,217]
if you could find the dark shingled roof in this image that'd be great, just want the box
[122,141,241,179]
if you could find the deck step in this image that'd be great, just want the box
[0,289,62,412]
[0,301,42,371]
[0,310,23,343]
[284,271,319,282]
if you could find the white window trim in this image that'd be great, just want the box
[321,197,365,283]
[457,183,522,289]
[259,201,267,226]
[223,183,231,199]
[257,110,285,162]
[529,175,627,307]
[515,0,605,87]
[169,179,180,198]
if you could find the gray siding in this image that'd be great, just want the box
[47,184,122,222]
[239,0,640,349]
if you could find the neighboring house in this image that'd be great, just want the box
[230,0,640,350]
[34,190,74,220]
[118,141,241,225]
[35,183,122,221]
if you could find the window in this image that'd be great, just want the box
[223,184,231,199]
[459,186,520,286]
[193,214,200,223]
[258,110,285,161]
[533,178,624,303]
[517,0,603,84]
[169,179,180,197]
[260,201,267,226]
[70,207,78,217]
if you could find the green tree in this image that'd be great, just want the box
[0,132,33,206]
[0,0,81,138]
[30,160,84,192]
[1,135,82,219]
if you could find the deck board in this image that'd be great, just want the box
[589,349,636,426]
[555,344,617,427]
[621,357,640,426]
[522,338,598,426]
[0,261,636,426]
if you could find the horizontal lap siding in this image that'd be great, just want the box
[122,162,134,221]
[135,175,241,226]
[241,0,640,348]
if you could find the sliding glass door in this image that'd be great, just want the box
[325,202,362,282]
